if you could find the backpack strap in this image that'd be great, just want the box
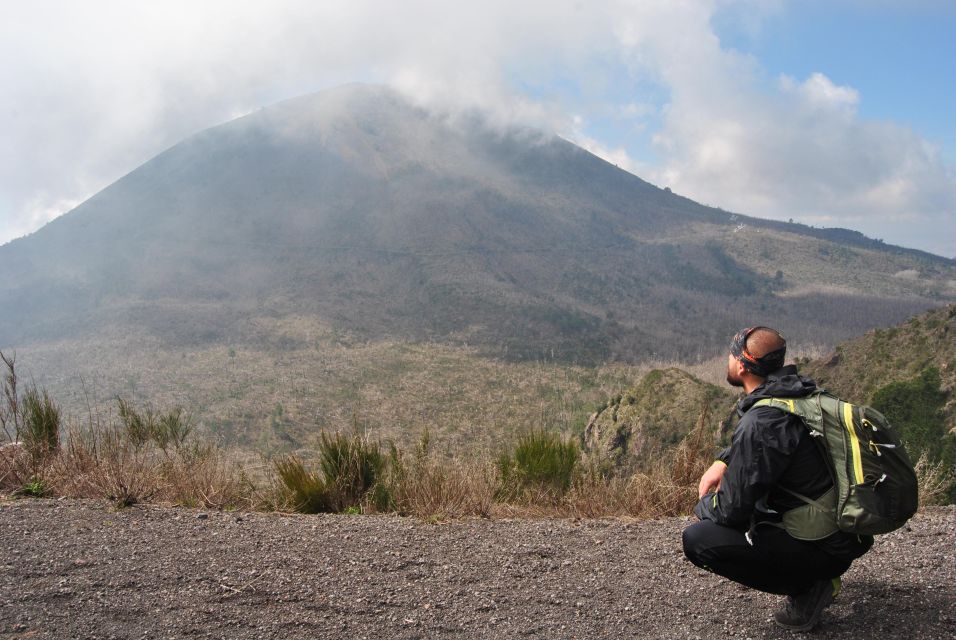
[746,396,839,541]
[777,485,835,514]
[752,396,797,414]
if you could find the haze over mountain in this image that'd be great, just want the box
[2,83,954,364]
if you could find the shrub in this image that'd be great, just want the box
[117,397,153,449]
[45,399,246,509]
[271,431,387,514]
[316,431,386,512]
[566,406,716,518]
[273,454,329,513]
[160,442,248,509]
[153,408,193,451]
[872,367,956,502]
[19,477,46,497]
[117,398,192,452]
[0,351,21,443]
[498,430,580,500]
[872,368,948,459]
[21,387,61,462]
[53,421,160,507]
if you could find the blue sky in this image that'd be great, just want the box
[1,1,954,257]
[720,2,956,165]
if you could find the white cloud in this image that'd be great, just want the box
[1,0,954,256]
[607,3,956,256]
[781,72,859,111]
[570,131,644,176]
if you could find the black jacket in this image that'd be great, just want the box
[694,365,871,557]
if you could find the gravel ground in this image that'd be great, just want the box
[1,499,953,639]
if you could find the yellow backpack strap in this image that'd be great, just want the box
[751,397,797,413]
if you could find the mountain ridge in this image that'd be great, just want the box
[2,83,954,363]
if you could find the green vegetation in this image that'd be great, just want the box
[19,478,46,497]
[272,455,328,513]
[118,398,192,451]
[4,305,955,515]
[872,368,950,461]
[804,304,956,502]
[21,387,61,461]
[497,430,580,499]
[583,368,735,471]
[872,368,955,501]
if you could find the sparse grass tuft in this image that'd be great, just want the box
[54,420,161,508]
[272,431,389,514]
[273,454,328,513]
[117,398,192,452]
[914,450,956,507]
[316,431,386,512]
[161,442,248,509]
[21,387,61,462]
[18,477,46,497]
[497,430,580,501]
[385,431,495,519]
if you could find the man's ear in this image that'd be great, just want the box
[733,358,746,377]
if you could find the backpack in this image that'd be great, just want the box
[752,391,918,539]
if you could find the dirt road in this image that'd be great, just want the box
[1,499,953,639]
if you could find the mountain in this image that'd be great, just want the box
[2,83,954,364]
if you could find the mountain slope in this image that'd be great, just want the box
[803,304,956,447]
[2,83,954,363]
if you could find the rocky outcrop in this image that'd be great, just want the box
[583,368,736,470]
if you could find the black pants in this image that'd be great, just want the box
[682,520,862,596]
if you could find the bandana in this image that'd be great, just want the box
[730,326,786,377]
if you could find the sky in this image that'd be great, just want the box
[2,0,955,257]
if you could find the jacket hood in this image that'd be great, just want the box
[738,364,818,414]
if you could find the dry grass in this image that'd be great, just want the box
[0,344,724,519]
[385,436,496,520]
[0,352,253,509]
[0,351,856,521]
[914,450,956,507]
[37,418,251,509]
[0,443,32,494]
[562,406,715,519]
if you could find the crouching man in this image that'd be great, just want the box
[682,326,872,632]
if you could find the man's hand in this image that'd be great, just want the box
[698,460,727,498]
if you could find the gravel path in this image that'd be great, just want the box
[1,499,953,639]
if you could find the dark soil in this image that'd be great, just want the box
[1,499,953,639]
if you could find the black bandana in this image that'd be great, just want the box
[730,326,786,377]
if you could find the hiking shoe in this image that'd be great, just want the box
[773,577,841,632]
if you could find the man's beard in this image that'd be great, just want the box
[726,368,744,388]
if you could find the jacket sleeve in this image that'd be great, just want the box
[694,406,802,527]
[715,446,731,465]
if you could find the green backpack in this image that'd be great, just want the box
[752,391,919,540]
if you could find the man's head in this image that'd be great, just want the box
[726,326,787,388]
